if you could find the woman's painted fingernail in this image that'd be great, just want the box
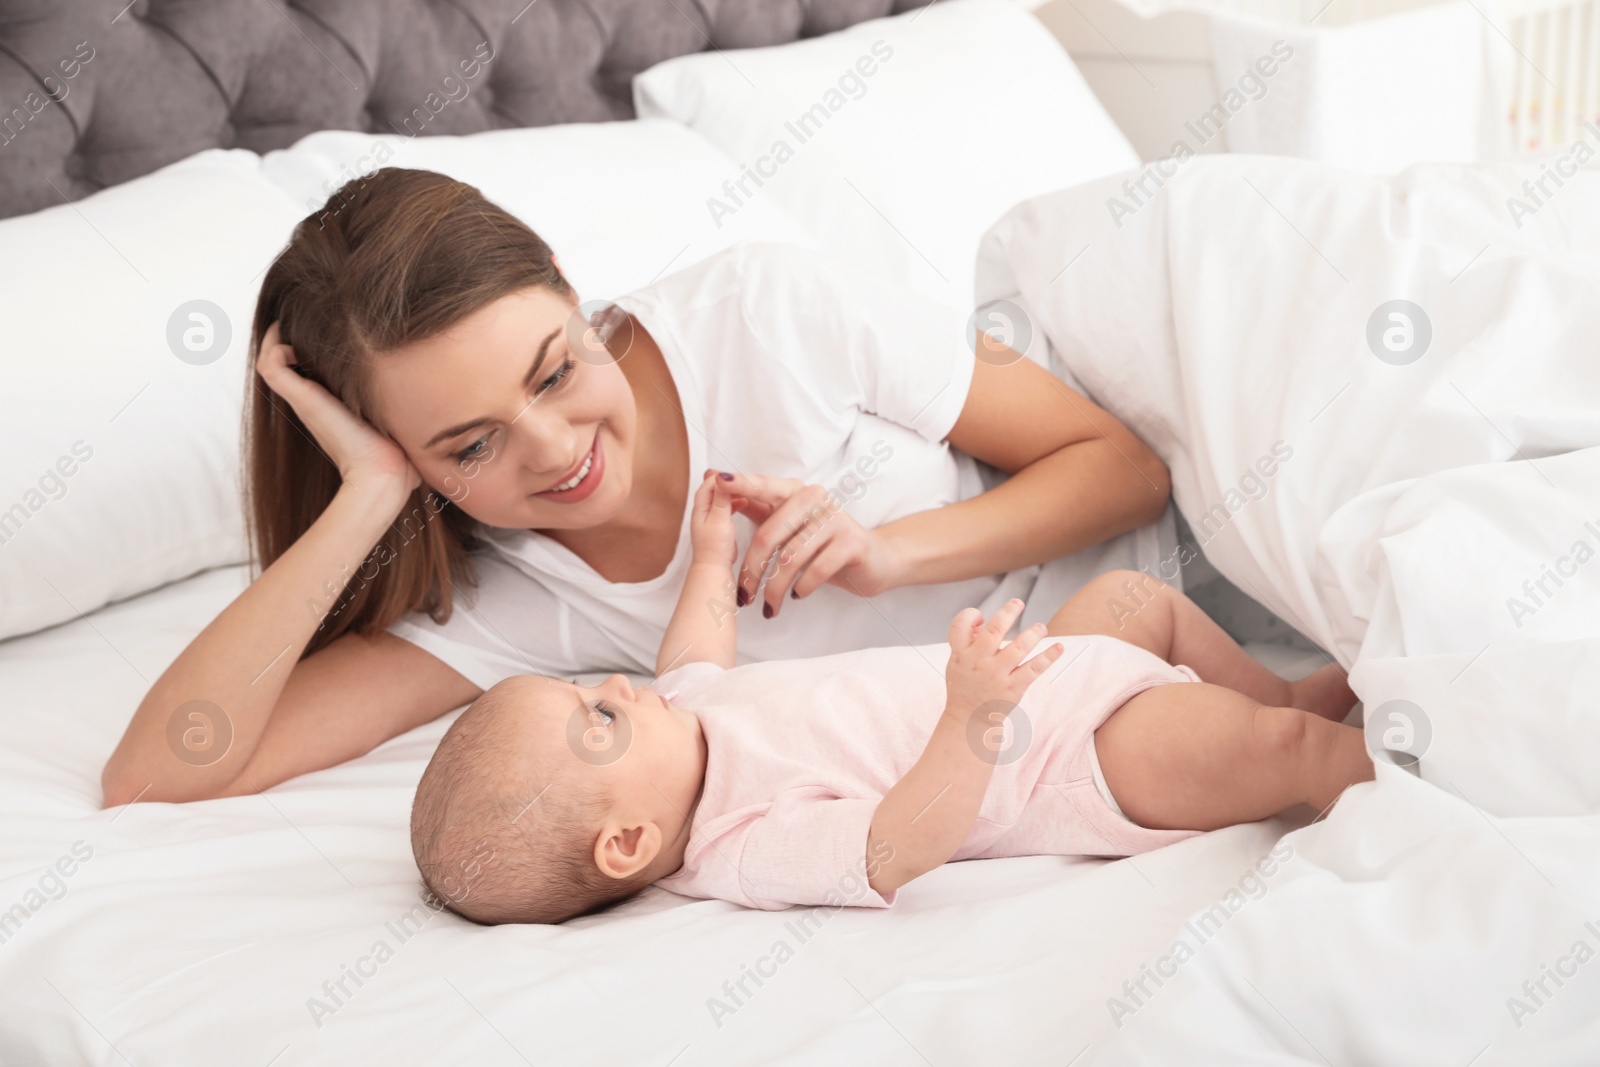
[736,587,749,608]
[718,471,735,481]
[762,602,774,619]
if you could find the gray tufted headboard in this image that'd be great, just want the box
[0,0,930,220]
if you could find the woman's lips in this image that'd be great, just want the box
[534,435,605,504]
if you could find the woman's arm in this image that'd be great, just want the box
[101,323,481,805]
[878,341,1171,587]
[100,481,481,806]
[218,630,479,798]
[726,337,1172,616]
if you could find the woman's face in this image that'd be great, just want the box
[367,285,638,530]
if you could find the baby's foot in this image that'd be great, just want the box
[1288,663,1357,722]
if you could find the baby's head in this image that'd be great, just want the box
[410,673,705,924]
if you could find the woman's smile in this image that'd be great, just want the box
[535,433,605,503]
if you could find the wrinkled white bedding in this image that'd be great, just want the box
[8,144,1594,1065]
[977,154,1600,1063]
[0,564,1322,1066]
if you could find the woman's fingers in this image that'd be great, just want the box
[255,322,338,414]
[255,333,333,419]
[761,519,869,616]
[729,496,776,525]
[256,320,282,366]
[724,470,802,527]
[252,320,419,496]
[708,471,795,526]
[254,322,296,389]
[703,469,884,610]
[756,525,836,616]
[718,471,805,508]
[738,484,835,606]
[790,537,857,601]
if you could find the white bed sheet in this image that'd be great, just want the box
[0,564,1323,1066]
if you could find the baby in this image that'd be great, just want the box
[411,474,1373,923]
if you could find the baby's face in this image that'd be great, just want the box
[501,673,704,810]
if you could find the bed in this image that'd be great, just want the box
[7,0,1592,1063]
[0,562,1323,1064]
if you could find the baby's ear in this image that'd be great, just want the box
[593,820,662,881]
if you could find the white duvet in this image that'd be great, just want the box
[976,154,1600,1063]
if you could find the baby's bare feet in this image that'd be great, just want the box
[1288,663,1357,722]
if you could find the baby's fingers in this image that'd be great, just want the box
[707,476,734,519]
[1014,642,1064,685]
[695,470,738,520]
[693,476,732,537]
[693,472,718,515]
[948,607,984,649]
[980,598,1026,648]
[1003,622,1050,664]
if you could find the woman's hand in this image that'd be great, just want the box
[255,321,420,507]
[718,472,904,618]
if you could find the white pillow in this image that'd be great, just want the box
[633,0,1138,313]
[259,118,819,305]
[0,149,303,642]
[0,121,819,643]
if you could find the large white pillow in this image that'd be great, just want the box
[0,149,303,643]
[0,121,818,643]
[633,0,1138,313]
[259,118,819,306]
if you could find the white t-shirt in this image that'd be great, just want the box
[388,243,1174,689]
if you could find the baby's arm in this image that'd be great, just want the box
[867,599,1062,896]
[657,473,740,676]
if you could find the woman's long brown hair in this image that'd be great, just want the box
[244,167,571,659]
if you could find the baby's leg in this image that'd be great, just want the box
[1047,570,1354,722]
[1094,681,1374,830]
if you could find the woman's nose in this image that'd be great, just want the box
[509,415,575,475]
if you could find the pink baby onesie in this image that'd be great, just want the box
[653,634,1203,910]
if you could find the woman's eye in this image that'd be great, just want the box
[448,356,574,467]
[454,437,490,465]
[537,358,575,395]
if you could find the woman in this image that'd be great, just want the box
[101,168,1171,806]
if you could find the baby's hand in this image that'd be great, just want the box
[689,472,738,569]
[943,599,1061,721]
